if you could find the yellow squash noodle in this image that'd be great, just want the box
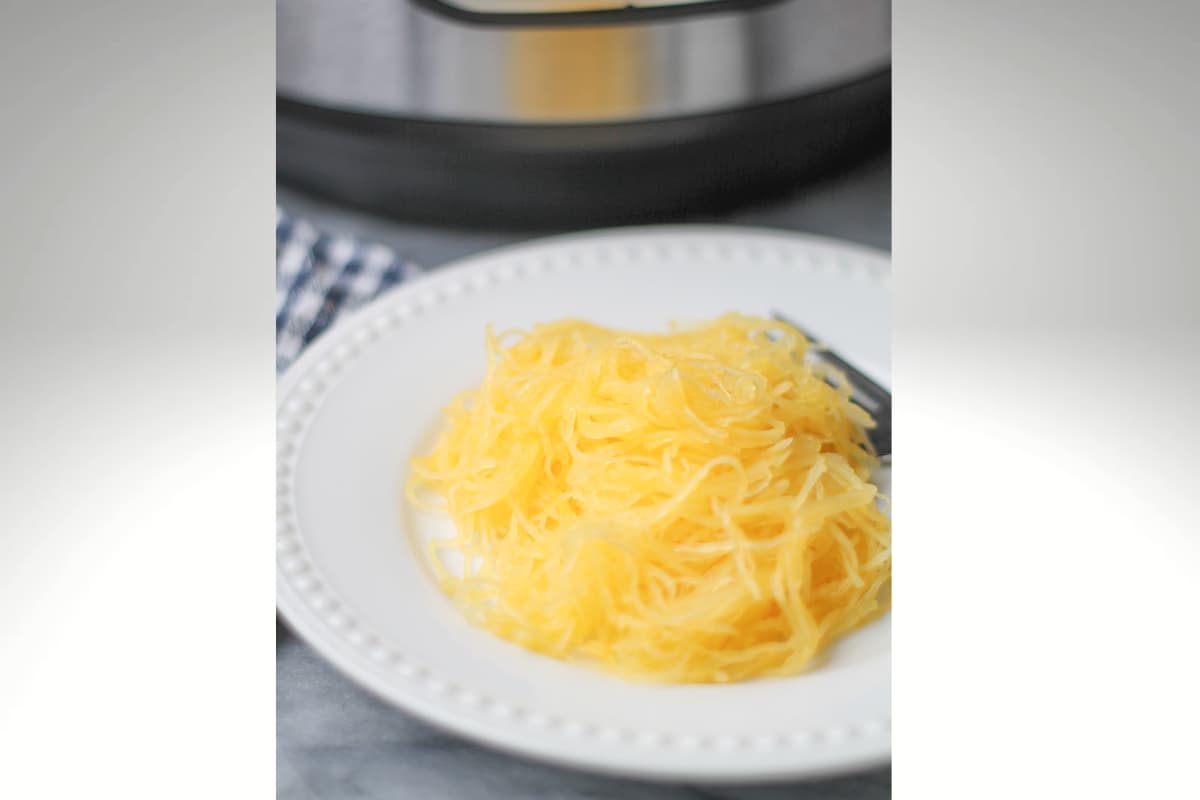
[408,313,890,683]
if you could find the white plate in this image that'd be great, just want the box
[276,226,891,783]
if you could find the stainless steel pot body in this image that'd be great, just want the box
[277,0,891,124]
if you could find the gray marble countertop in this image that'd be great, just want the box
[277,153,891,800]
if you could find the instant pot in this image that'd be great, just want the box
[278,0,891,226]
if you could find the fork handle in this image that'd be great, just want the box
[810,348,891,458]
[772,312,891,458]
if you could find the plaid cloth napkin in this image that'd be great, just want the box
[275,208,422,373]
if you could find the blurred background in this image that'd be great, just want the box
[278,1,890,797]
[278,0,890,236]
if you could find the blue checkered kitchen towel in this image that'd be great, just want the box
[276,208,422,373]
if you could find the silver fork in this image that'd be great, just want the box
[771,311,891,461]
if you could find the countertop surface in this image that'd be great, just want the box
[276,152,891,800]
